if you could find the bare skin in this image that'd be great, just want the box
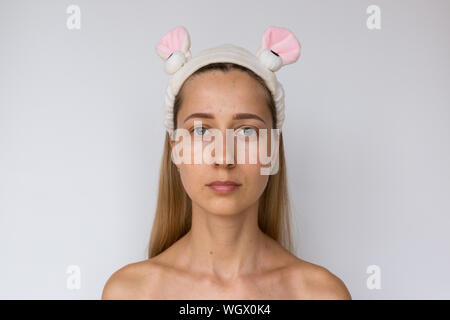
[102,70,352,300]
[102,231,351,299]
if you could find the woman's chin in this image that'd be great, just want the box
[203,203,245,216]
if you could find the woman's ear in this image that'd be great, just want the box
[168,132,181,172]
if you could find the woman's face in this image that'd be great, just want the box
[171,70,275,216]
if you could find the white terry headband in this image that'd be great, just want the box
[155,26,302,136]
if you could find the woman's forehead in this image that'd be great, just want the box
[178,71,272,123]
[183,69,266,97]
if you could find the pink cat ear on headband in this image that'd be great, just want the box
[256,26,301,72]
[155,26,192,74]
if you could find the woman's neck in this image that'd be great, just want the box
[181,200,268,283]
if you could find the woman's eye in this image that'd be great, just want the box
[193,126,208,136]
[236,127,257,137]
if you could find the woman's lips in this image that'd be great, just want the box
[206,181,241,194]
[208,185,240,194]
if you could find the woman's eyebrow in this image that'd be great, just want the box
[183,112,266,124]
[183,112,214,123]
[233,113,266,124]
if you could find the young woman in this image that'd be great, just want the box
[102,26,351,300]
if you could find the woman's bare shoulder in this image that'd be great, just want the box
[101,259,163,300]
[284,258,352,300]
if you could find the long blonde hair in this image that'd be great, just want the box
[147,63,294,258]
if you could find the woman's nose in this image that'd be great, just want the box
[213,129,236,168]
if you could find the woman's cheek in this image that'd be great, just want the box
[241,164,269,198]
[179,166,202,199]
